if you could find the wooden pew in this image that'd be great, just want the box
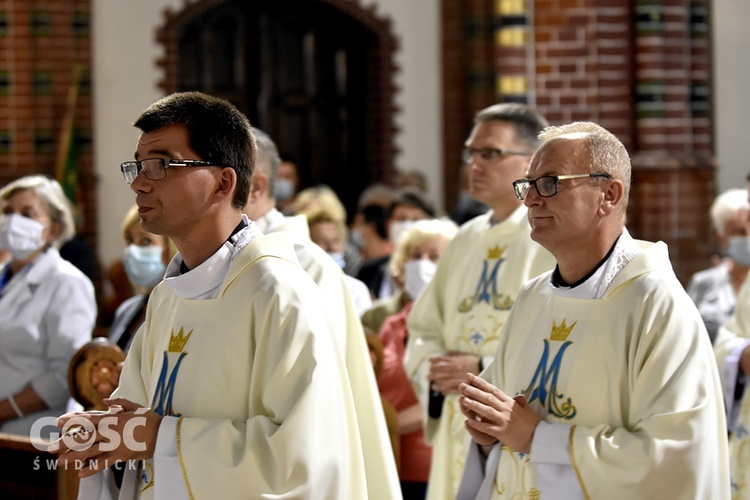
[0,432,78,499]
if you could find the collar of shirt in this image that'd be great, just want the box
[162,215,263,300]
[252,208,286,234]
[549,228,640,299]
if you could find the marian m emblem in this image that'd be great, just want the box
[151,327,192,417]
[521,320,577,419]
[458,245,514,312]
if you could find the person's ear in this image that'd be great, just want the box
[600,178,624,216]
[215,167,238,203]
[248,172,269,204]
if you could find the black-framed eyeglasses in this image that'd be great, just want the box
[120,158,228,184]
[461,147,530,164]
[512,173,611,200]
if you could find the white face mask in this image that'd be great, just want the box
[0,213,47,261]
[403,258,437,300]
[727,236,750,266]
[123,244,166,289]
[390,220,417,246]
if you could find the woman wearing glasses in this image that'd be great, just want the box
[0,175,96,437]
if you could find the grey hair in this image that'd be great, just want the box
[0,175,75,246]
[251,127,282,200]
[710,188,750,237]
[538,121,631,213]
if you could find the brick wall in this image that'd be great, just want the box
[442,0,715,284]
[0,0,95,278]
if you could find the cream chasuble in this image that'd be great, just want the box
[404,206,554,500]
[81,224,368,499]
[258,209,401,499]
[461,240,729,499]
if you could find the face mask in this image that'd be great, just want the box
[390,220,417,246]
[403,258,437,300]
[274,179,295,202]
[123,244,166,289]
[727,236,750,266]
[0,213,47,261]
[350,229,365,249]
[328,251,346,269]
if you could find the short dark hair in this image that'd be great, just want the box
[386,188,437,220]
[134,92,256,209]
[474,103,549,151]
[362,204,389,239]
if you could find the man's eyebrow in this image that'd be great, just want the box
[135,148,173,160]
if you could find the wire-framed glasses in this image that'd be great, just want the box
[461,147,530,164]
[512,173,611,200]
[120,158,227,184]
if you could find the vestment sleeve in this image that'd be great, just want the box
[404,251,450,442]
[162,285,364,498]
[569,288,725,497]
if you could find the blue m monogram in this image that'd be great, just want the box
[458,248,514,312]
[522,339,577,419]
[151,351,188,417]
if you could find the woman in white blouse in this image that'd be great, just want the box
[0,175,96,437]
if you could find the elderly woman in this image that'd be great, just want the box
[688,188,750,343]
[0,175,96,436]
[376,218,458,500]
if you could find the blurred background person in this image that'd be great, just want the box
[306,210,372,315]
[109,204,177,352]
[245,128,401,498]
[275,154,301,215]
[377,218,458,500]
[688,187,750,343]
[449,163,489,225]
[0,175,96,437]
[394,169,428,194]
[291,184,363,276]
[349,183,396,252]
[358,188,437,300]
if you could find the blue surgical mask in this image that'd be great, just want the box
[727,236,750,266]
[274,179,295,202]
[350,229,365,249]
[123,244,165,289]
[328,251,346,269]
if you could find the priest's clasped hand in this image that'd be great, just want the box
[428,351,482,395]
[50,398,163,477]
[458,373,542,455]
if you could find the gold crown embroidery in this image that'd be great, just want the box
[168,327,193,353]
[487,245,507,260]
[550,320,576,342]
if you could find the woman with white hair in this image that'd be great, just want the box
[688,187,750,343]
[376,218,458,499]
[0,175,96,436]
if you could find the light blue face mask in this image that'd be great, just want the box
[274,179,295,202]
[727,236,750,266]
[350,229,365,249]
[328,251,346,269]
[123,244,166,289]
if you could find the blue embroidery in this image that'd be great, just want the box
[458,257,514,312]
[151,351,188,417]
[523,339,576,419]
